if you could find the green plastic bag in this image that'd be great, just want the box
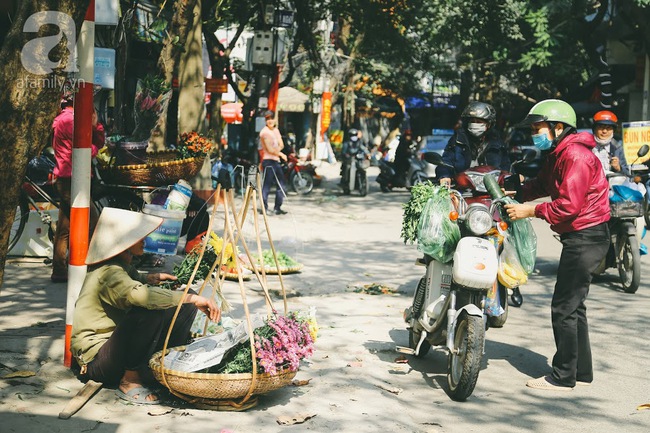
[496,197,537,274]
[483,173,537,274]
[416,189,460,263]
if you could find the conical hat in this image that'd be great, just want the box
[85,208,163,265]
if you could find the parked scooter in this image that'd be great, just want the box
[398,171,512,401]
[376,151,436,191]
[282,147,321,195]
[341,139,370,196]
[592,144,649,293]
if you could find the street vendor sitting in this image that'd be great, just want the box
[70,207,220,405]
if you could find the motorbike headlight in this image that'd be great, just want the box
[464,204,492,235]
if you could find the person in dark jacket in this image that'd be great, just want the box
[591,110,629,175]
[504,99,610,391]
[436,101,509,186]
[393,130,415,185]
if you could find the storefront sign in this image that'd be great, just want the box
[622,121,650,164]
[205,78,228,93]
[320,91,332,138]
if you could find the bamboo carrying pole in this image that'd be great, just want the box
[156,168,291,409]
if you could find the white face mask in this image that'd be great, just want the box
[594,136,610,146]
[467,122,487,137]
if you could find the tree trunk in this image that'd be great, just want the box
[149,0,199,152]
[0,0,91,290]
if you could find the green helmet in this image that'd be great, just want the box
[518,99,577,129]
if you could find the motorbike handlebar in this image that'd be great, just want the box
[483,173,505,200]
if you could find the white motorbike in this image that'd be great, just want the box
[398,173,509,401]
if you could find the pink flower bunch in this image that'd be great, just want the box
[254,314,315,376]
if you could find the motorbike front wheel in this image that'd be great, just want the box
[8,192,30,252]
[290,171,314,195]
[447,311,485,401]
[617,230,640,294]
[358,171,368,197]
[407,278,431,358]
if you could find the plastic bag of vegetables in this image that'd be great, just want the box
[484,174,537,274]
[416,188,460,263]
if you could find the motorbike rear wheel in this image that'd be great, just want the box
[290,171,314,195]
[617,230,640,294]
[407,278,431,358]
[447,311,484,401]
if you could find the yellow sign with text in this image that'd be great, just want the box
[622,121,650,164]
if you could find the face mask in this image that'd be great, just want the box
[532,132,553,150]
[594,136,610,146]
[467,122,487,137]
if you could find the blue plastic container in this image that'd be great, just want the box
[142,204,186,255]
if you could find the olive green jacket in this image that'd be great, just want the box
[70,259,184,365]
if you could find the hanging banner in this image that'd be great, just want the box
[622,121,650,164]
[320,91,332,139]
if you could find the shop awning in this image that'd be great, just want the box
[276,87,308,112]
[221,102,243,123]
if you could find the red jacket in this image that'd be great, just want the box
[52,107,105,178]
[522,131,610,234]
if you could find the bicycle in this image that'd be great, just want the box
[9,153,209,254]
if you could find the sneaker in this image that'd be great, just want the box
[274,209,288,215]
[575,380,592,386]
[526,375,573,391]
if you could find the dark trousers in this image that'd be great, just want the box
[552,222,609,386]
[261,159,285,211]
[84,302,197,386]
[52,178,98,277]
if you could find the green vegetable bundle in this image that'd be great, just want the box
[401,181,439,244]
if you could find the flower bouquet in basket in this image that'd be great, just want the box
[172,131,215,160]
[207,310,318,375]
[132,75,171,142]
[165,231,249,287]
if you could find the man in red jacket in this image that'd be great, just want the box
[51,95,105,282]
[505,99,610,391]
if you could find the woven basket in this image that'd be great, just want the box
[243,263,304,275]
[149,346,297,400]
[98,152,205,186]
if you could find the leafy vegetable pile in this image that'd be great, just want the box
[401,181,439,244]
[254,250,300,269]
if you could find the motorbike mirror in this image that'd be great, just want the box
[422,151,444,165]
[637,144,649,158]
[521,149,537,163]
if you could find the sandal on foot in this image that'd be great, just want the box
[526,375,573,391]
[116,386,161,405]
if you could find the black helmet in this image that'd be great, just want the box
[348,128,359,142]
[461,101,496,127]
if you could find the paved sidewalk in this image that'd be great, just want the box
[1,162,650,433]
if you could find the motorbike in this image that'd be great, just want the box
[593,144,649,294]
[282,147,321,195]
[399,169,512,401]
[376,144,436,192]
[341,142,370,196]
[630,145,650,228]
